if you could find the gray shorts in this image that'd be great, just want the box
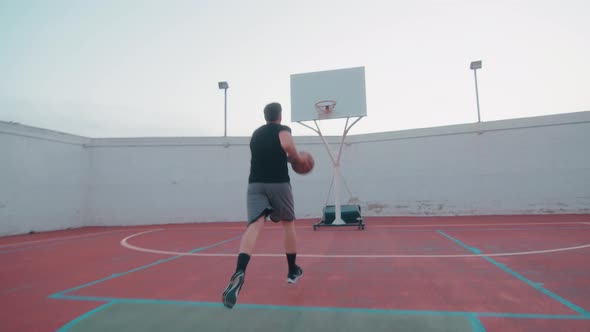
[247,182,295,224]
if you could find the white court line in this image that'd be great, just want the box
[6,221,581,247]
[0,230,125,248]
[120,229,590,259]
[365,222,584,229]
[142,221,585,232]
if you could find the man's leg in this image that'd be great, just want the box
[222,215,266,309]
[239,215,266,255]
[282,220,303,284]
[282,219,297,253]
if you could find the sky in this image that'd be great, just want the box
[1,0,589,138]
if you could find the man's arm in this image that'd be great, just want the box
[279,130,303,164]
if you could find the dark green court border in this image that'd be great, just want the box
[58,301,480,332]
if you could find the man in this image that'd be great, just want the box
[222,102,307,309]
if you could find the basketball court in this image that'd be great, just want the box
[2,216,590,331]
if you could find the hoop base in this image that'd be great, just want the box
[313,205,365,230]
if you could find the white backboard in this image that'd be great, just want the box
[290,66,367,122]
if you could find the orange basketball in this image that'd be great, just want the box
[291,151,314,174]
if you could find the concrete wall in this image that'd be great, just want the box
[85,111,590,226]
[0,123,90,235]
[343,112,590,216]
[2,111,589,234]
[86,137,254,225]
[84,136,336,226]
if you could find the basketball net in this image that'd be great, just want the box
[315,100,337,119]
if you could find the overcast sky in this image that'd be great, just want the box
[1,0,588,138]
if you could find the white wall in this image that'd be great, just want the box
[342,111,590,215]
[86,111,590,226]
[86,137,253,225]
[85,136,337,225]
[2,111,589,234]
[0,123,90,235]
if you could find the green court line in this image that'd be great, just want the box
[50,235,242,331]
[469,314,487,332]
[56,301,115,331]
[51,235,242,296]
[51,294,590,320]
[437,230,589,316]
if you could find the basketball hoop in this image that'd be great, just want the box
[315,100,337,119]
[290,67,367,230]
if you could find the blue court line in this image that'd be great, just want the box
[477,312,590,319]
[469,314,487,332]
[437,230,590,316]
[52,235,242,296]
[56,301,115,331]
[49,293,590,320]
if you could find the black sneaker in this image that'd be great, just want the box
[222,270,245,309]
[287,265,303,284]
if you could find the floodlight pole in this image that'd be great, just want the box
[218,81,229,137]
[470,61,482,123]
[473,70,481,122]
[224,89,227,136]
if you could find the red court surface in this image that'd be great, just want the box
[1,215,590,331]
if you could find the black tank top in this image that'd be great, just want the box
[248,123,291,183]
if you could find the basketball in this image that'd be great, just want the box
[291,151,314,174]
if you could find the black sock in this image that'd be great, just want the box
[286,253,297,273]
[236,253,251,273]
